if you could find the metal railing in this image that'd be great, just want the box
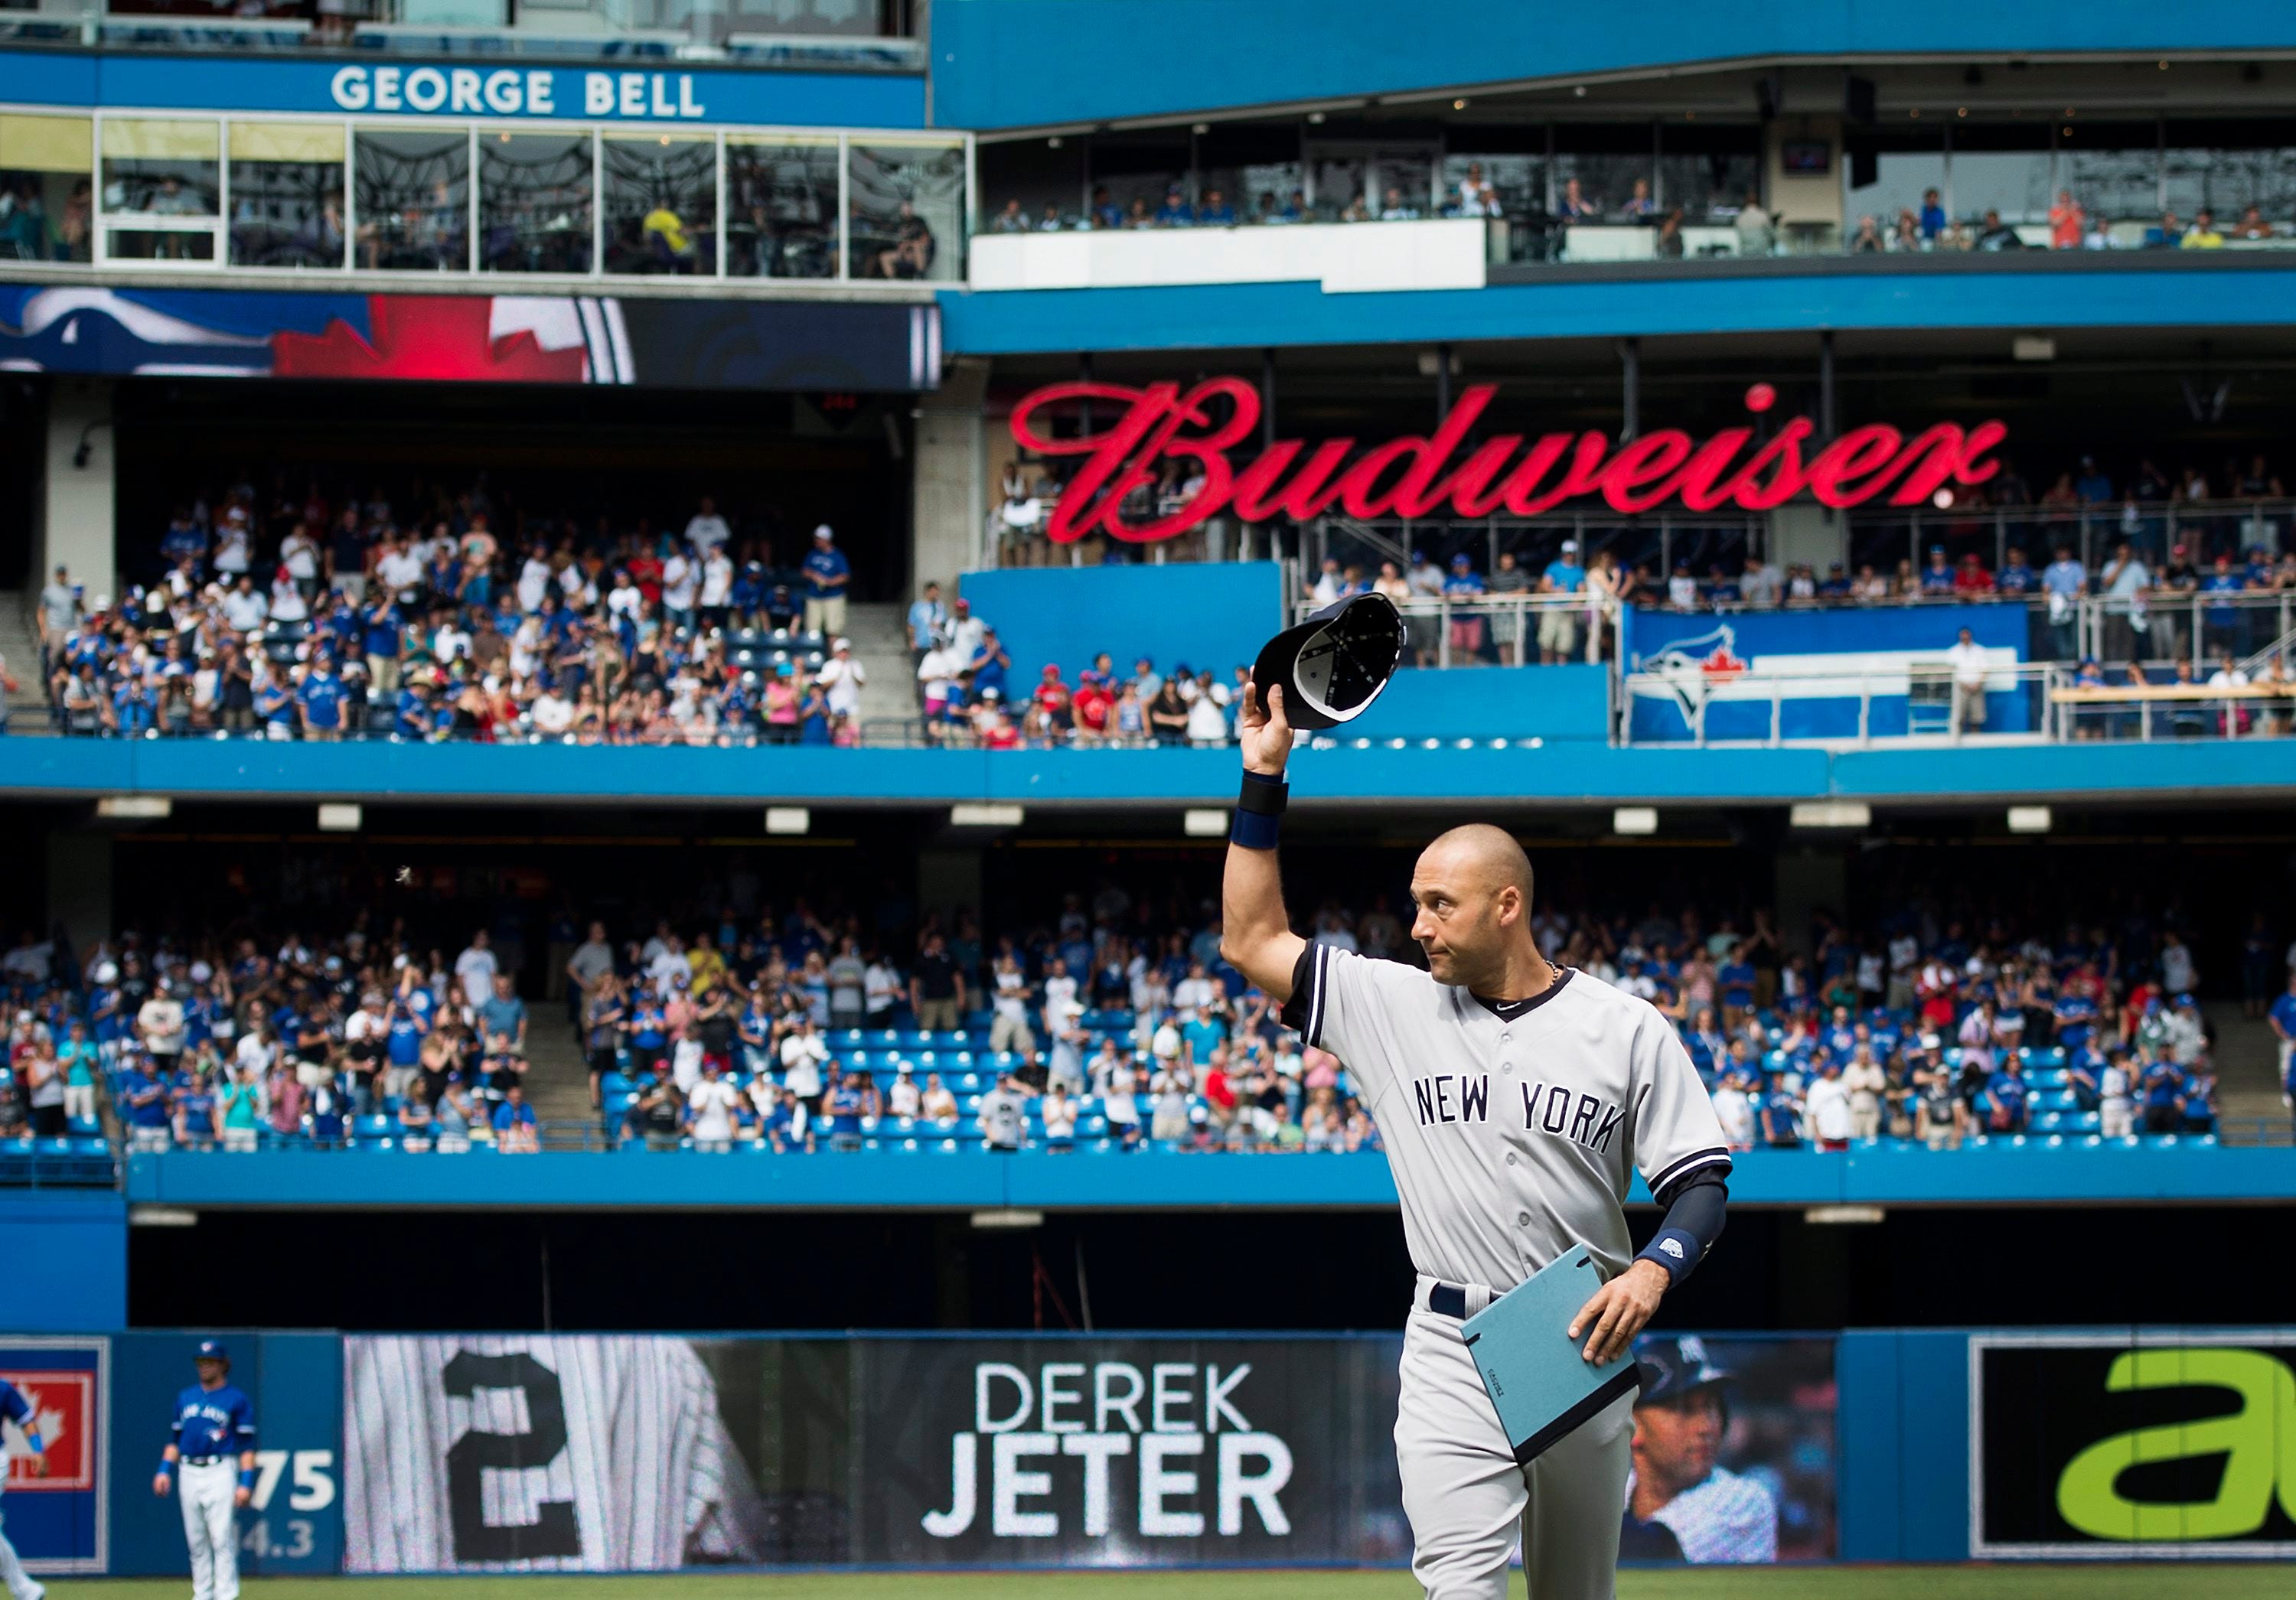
[1844,497,2295,580]
[2076,588,2296,671]
[1620,661,2068,747]
[1289,591,1609,667]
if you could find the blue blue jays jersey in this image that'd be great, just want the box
[171,1383,255,1458]
[0,1377,32,1431]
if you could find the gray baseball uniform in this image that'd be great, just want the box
[1284,945,1730,1600]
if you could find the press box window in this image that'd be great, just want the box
[354,127,470,272]
[480,129,594,274]
[0,112,93,264]
[848,137,964,282]
[726,135,837,279]
[99,117,221,263]
[229,122,347,269]
[602,133,716,276]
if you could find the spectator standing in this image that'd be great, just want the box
[1945,627,1991,734]
[989,953,1035,1054]
[1842,1048,1887,1141]
[817,638,866,724]
[684,496,731,557]
[803,526,851,638]
[453,930,497,1014]
[2270,974,2296,1139]
[910,933,965,1034]
[979,1071,1026,1151]
[686,1060,741,1152]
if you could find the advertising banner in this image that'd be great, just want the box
[103,1331,342,1578]
[0,288,940,393]
[341,1331,1836,1573]
[1972,1331,2296,1558]
[0,1338,109,1574]
[1623,601,2031,741]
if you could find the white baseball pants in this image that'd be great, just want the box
[1397,1303,1634,1600]
[0,1500,43,1600]
[179,1459,240,1600]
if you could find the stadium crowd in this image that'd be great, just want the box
[2,881,2264,1156]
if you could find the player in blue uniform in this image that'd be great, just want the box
[153,1340,255,1600]
[0,1376,49,1600]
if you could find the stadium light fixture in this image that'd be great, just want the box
[2007,805,2053,835]
[971,1208,1045,1230]
[129,1205,199,1227]
[96,795,170,820]
[765,807,811,836]
[1789,801,1871,829]
[951,803,1025,828]
[1183,809,1229,837]
[1613,807,1659,836]
[1805,1205,1885,1225]
[2012,336,2056,363]
[318,803,363,833]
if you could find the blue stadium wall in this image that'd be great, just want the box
[2,1323,2288,1572]
[931,0,2296,129]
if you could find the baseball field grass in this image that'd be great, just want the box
[49,1568,2292,1600]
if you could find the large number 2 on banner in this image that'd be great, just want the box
[442,1351,583,1563]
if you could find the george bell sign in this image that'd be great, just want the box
[1009,380,2007,544]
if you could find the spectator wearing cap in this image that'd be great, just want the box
[817,637,866,724]
[1621,1338,1779,1563]
[1538,539,1587,662]
[1443,553,1487,660]
[885,1061,921,1119]
[978,1070,1027,1150]
[1919,546,1955,595]
[802,526,851,638]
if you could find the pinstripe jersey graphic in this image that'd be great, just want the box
[344,1336,762,1572]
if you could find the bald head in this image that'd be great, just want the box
[1411,825,1541,995]
[1421,824,1534,904]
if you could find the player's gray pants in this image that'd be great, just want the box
[0,1509,44,1600]
[1397,1302,1633,1600]
[181,1458,240,1600]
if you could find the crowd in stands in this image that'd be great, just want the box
[1848,189,2293,256]
[988,171,2296,263]
[902,581,1246,747]
[28,478,867,745]
[3,881,2265,1157]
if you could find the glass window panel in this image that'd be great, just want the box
[1086,135,1189,226]
[2056,122,2157,224]
[230,122,345,165]
[1656,126,1763,220]
[1441,154,1539,217]
[1844,131,1944,239]
[2163,120,2296,224]
[227,122,344,269]
[480,130,594,274]
[99,117,219,218]
[1947,125,2050,226]
[726,135,836,277]
[1196,162,1299,224]
[1305,152,1366,220]
[106,229,216,262]
[0,113,93,264]
[848,139,964,281]
[353,127,468,272]
[602,133,716,275]
[1553,125,1653,219]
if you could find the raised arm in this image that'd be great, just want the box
[1218,679,1308,1003]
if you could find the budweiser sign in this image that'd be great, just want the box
[1009,380,2007,544]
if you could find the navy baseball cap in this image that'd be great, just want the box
[195,1338,230,1363]
[1636,1335,1729,1403]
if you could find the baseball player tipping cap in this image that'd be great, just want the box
[1220,671,1732,1600]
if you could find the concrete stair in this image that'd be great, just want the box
[838,599,922,735]
[521,1009,603,1141]
[0,593,44,726]
[2207,1004,2290,1144]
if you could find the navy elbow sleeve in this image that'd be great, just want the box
[1637,1174,1728,1284]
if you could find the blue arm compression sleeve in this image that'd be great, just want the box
[1636,1171,1728,1284]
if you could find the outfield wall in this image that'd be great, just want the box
[5,1327,2289,1576]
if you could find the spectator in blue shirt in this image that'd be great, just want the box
[2271,974,2296,1137]
[1919,188,1945,240]
[1995,549,2036,595]
[2073,457,2112,503]
[1153,184,1195,226]
[2041,543,2087,659]
[1760,1078,1802,1147]
[1198,187,1237,227]
[2140,1055,2186,1134]
[1983,1054,2028,1133]
[1090,185,1122,230]
[298,655,348,741]
[1536,539,1587,663]
[2200,555,2247,654]
[802,525,851,639]
[491,1082,538,1152]
[1919,547,1956,594]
